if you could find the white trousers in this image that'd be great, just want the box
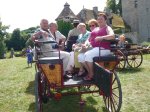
[52,51,70,72]
[78,47,111,62]
[66,51,75,71]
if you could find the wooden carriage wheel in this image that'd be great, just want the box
[115,50,126,70]
[127,50,143,68]
[103,71,122,112]
[35,72,43,112]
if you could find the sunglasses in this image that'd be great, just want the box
[89,25,95,27]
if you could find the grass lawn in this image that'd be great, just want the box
[0,54,150,112]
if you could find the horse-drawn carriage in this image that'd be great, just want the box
[111,41,143,70]
[34,40,122,112]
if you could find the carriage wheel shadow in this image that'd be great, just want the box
[25,80,35,95]
[28,92,108,112]
[117,67,143,74]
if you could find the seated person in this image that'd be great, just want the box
[78,13,115,81]
[118,34,128,48]
[31,19,70,76]
[49,22,66,50]
[66,23,90,75]
[65,19,80,52]
[88,19,98,32]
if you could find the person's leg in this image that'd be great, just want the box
[65,51,74,73]
[84,48,111,80]
[77,53,87,75]
[59,51,70,73]
[52,51,70,75]
[84,47,99,79]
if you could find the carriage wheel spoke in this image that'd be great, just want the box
[112,94,119,106]
[112,77,116,85]
[110,96,116,112]
[107,96,110,110]
[112,92,119,98]
[112,86,119,90]
[109,97,113,112]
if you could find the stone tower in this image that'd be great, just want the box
[122,0,150,42]
[55,2,77,22]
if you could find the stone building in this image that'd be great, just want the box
[77,6,101,23]
[55,2,77,22]
[122,0,150,42]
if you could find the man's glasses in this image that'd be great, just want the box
[89,25,95,27]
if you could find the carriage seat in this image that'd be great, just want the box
[93,55,119,70]
[93,55,118,62]
[38,57,62,64]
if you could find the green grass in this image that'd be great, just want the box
[0,55,150,112]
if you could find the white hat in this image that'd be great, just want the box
[73,19,80,23]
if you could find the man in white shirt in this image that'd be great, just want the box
[31,19,70,74]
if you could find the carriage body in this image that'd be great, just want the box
[34,40,122,112]
[109,38,143,70]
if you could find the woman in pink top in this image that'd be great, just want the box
[78,13,115,81]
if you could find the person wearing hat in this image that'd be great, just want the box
[68,19,80,38]
[65,19,80,52]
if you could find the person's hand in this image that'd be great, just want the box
[81,44,87,52]
[95,36,103,42]
[35,31,42,37]
[42,31,48,38]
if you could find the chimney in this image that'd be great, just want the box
[93,6,98,14]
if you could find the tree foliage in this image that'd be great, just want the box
[8,29,23,50]
[57,20,73,37]
[0,18,9,59]
[6,26,38,50]
[106,0,122,16]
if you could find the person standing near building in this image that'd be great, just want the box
[10,48,14,58]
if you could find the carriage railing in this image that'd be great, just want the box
[34,40,64,87]
[34,40,61,59]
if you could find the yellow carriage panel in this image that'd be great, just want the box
[97,61,118,70]
[74,51,81,68]
[41,64,62,86]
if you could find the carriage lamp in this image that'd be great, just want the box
[54,92,62,100]
[49,64,55,70]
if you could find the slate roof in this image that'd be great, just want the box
[55,2,77,21]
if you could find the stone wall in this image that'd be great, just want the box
[124,32,138,43]
[122,0,150,42]
[122,0,138,32]
[138,0,150,42]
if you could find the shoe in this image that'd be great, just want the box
[83,75,93,81]
[77,70,86,77]
[64,74,72,79]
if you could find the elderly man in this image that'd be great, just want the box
[31,19,70,75]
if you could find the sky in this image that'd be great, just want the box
[0,0,107,32]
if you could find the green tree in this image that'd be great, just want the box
[0,18,9,59]
[9,28,23,50]
[107,0,122,16]
[57,20,73,38]
[6,26,38,50]
[21,26,38,47]
[116,0,122,16]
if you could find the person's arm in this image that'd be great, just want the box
[56,31,66,43]
[95,26,115,42]
[31,32,41,41]
[31,29,48,41]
